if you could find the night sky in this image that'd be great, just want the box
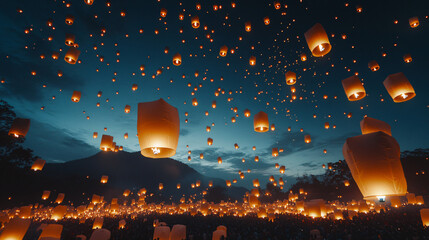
[0,0,428,189]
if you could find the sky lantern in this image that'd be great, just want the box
[132,84,138,91]
[0,218,31,240]
[123,189,130,197]
[71,91,81,102]
[300,53,307,61]
[285,71,296,85]
[192,98,198,106]
[421,209,429,226]
[172,53,182,66]
[343,131,407,201]
[226,180,231,187]
[274,1,281,9]
[279,166,285,174]
[344,180,350,187]
[124,133,128,139]
[158,183,164,190]
[64,47,80,64]
[244,109,251,117]
[253,179,260,188]
[409,17,419,28]
[137,99,180,158]
[100,134,113,151]
[84,0,94,5]
[65,15,74,25]
[245,22,252,32]
[160,8,167,17]
[254,111,269,132]
[55,193,65,204]
[304,23,331,57]
[42,190,50,200]
[383,72,416,103]
[360,117,392,136]
[368,60,380,72]
[100,175,108,184]
[254,156,259,162]
[191,16,200,28]
[8,118,30,138]
[177,183,181,189]
[264,17,270,25]
[341,76,366,101]
[212,100,217,108]
[124,105,131,113]
[65,33,75,46]
[93,217,104,229]
[403,54,412,63]
[270,124,275,131]
[31,158,45,171]
[219,45,228,57]
[272,148,279,157]
[218,157,222,164]
[207,138,213,145]
[304,135,311,143]
[249,56,256,66]
[324,122,330,129]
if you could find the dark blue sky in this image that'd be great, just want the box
[0,0,428,189]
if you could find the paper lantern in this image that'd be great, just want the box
[285,71,296,85]
[93,132,98,139]
[219,45,228,57]
[253,111,269,132]
[390,196,401,207]
[225,180,231,187]
[42,190,50,200]
[409,17,419,28]
[172,53,182,66]
[137,99,180,158]
[383,72,415,103]
[368,60,380,72]
[84,0,94,5]
[8,118,30,138]
[244,109,251,117]
[420,209,429,227]
[55,193,65,204]
[0,218,31,240]
[159,183,164,190]
[416,196,425,205]
[65,33,75,46]
[192,98,198,106]
[304,23,331,57]
[209,180,213,187]
[39,224,63,239]
[360,117,391,136]
[124,133,128,139]
[300,53,307,61]
[342,76,366,101]
[207,138,213,146]
[253,179,260,188]
[217,157,222,164]
[343,131,407,200]
[264,17,270,25]
[89,229,111,240]
[64,47,80,64]
[51,205,67,220]
[245,22,251,32]
[272,148,278,157]
[160,8,167,18]
[170,224,186,240]
[65,15,74,25]
[279,166,285,174]
[31,158,45,171]
[132,84,138,91]
[100,135,113,151]
[304,135,311,143]
[249,56,256,66]
[71,91,81,102]
[100,175,108,184]
[191,16,200,28]
[403,54,412,63]
[93,217,104,229]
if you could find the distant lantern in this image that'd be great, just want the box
[245,22,251,32]
[244,109,251,117]
[42,190,50,200]
[84,0,94,5]
[8,118,30,138]
[160,8,167,17]
[253,179,260,188]
[132,84,138,91]
[218,157,222,164]
[173,53,182,66]
[421,209,429,227]
[264,17,270,25]
[304,135,311,143]
[219,45,228,57]
[285,71,296,85]
[0,218,31,240]
[71,91,81,102]
[403,54,412,63]
[249,56,256,66]
[341,76,366,101]
[409,17,419,28]
[92,217,104,229]
[343,131,407,200]
[272,148,279,157]
[64,47,80,64]
[254,111,269,132]
[368,60,380,72]
[274,1,281,9]
[123,189,130,197]
[344,180,350,187]
[209,181,213,187]
[383,72,416,103]
[124,105,131,113]
[31,159,46,171]
[300,53,307,61]
[55,193,65,204]
[199,153,204,159]
[192,98,198,106]
[65,15,74,25]
[324,122,330,129]
[360,117,392,136]
[226,180,231,187]
[100,175,108,184]
[100,134,113,151]
[124,133,128,139]
[254,156,259,162]
[207,138,213,145]
[191,16,200,28]
[137,99,180,158]
[270,124,275,131]
[304,23,331,57]
[177,183,181,189]
[212,100,217,108]
[279,166,285,174]
[159,183,164,190]
[65,33,75,46]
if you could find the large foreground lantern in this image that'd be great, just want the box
[342,76,366,101]
[304,23,331,57]
[8,118,30,138]
[360,117,391,136]
[421,209,429,227]
[0,218,31,240]
[64,47,80,64]
[254,111,269,132]
[137,99,180,158]
[383,72,416,103]
[100,135,113,151]
[343,131,407,200]
[31,158,46,171]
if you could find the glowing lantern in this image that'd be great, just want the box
[65,15,74,25]
[218,157,222,164]
[344,180,350,187]
[409,17,419,28]
[403,54,412,63]
[209,181,213,187]
[407,193,416,205]
[154,226,170,240]
[343,131,407,200]
[207,138,213,145]
[368,60,380,72]
[390,196,401,207]
[219,45,228,57]
[124,105,131,113]
[274,1,281,9]
[55,193,65,204]
[64,47,80,64]
[93,132,98,138]
[71,91,81,102]
[342,76,366,101]
[254,111,269,132]
[100,135,113,151]
[160,8,167,18]
[124,133,128,139]
[249,56,256,66]
[304,135,311,143]
[279,166,285,174]
[244,109,251,117]
[137,99,180,158]
[100,175,108,184]
[84,0,94,5]
[0,218,31,239]
[324,122,330,129]
[8,118,30,138]
[253,179,260,188]
[254,156,259,162]
[212,100,217,108]
[177,183,181,189]
[192,98,198,106]
[93,217,104,229]
[170,225,186,240]
[31,159,45,171]
[360,117,391,136]
[65,33,75,46]
[421,209,429,226]
[304,23,331,57]
[119,220,126,229]
[272,148,279,157]
[300,53,307,61]
[132,84,138,91]
[191,16,200,28]
[172,53,182,66]
[416,196,425,205]
[285,71,296,85]
[245,22,251,32]
[123,189,131,197]
[39,224,63,239]
[42,190,50,200]
[264,17,270,25]
[383,72,416,103]
[226,180,231,187]
[159,183,164,190]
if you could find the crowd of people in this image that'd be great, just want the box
[18,205,429,240]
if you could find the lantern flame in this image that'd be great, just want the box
[318,44,325,52]
[151,147,161,155]
[401,93,408,99]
